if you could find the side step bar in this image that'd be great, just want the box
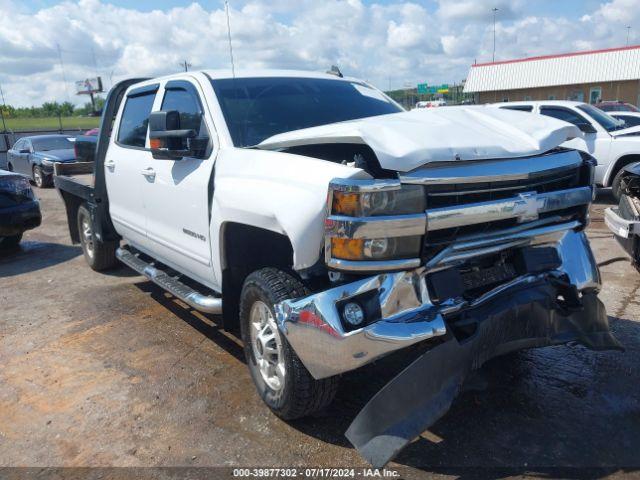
[116,247,222,314]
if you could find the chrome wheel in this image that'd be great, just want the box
[249,300,285,392]
[81,214,95,259]
[33,167,43,187]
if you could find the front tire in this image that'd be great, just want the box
[611,168,627,202]
[32,165,50,188]
[77,204,117,271]
[240,268,339,420]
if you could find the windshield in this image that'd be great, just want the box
[210,77,403,147]
[577,104,625,132]
[31,137,74,151]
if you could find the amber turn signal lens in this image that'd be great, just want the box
[332,191,361,216]
[330,238,365,260]
[150,138,163,149]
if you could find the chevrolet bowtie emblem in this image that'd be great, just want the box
[516,192,539,223]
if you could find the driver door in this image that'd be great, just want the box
[142,79,218,288]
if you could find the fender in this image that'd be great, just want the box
[210,148,370,283]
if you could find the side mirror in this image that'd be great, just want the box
[149,110,197,160]
[577,122,597,134]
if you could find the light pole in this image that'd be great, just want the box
[492,8,499,62]
[627,26,631,46]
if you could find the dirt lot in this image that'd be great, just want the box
[1,187,639,476]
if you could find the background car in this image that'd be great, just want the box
[595,101,640,112]
[6,134,76,188]
[0,170,41,250]
[609,111,640,128]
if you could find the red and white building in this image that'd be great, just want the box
[464,45,640,106]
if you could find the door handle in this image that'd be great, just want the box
[104,160,116,171]
[141,167,156,180]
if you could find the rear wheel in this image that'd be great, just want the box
[240,268,339,419]
[0,233,23,250]
[77,204,117,271]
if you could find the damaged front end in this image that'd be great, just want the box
[275,149,622,467]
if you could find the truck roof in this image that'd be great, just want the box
[127,69,364,90]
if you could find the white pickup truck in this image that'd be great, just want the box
[496,100,640,199]
[54,71,621,467]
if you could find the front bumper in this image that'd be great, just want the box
[276,227,601,380]
[346,283,621,468]
[605,205,640,239]
[0,201,42,236]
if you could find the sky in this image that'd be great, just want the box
[0,0,638,107]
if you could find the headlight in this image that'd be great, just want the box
[332,184,425,216]
[331,236,423,261]
[326,179,427,269]
[0,175,35,199]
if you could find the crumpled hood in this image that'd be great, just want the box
[36,149,76,162]
[257,106,582,172]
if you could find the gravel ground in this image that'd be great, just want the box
[0,187,638,478]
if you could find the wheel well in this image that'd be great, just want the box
[220,222,294,333]
[608,155,640,186]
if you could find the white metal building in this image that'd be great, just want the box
[464,45,640,106]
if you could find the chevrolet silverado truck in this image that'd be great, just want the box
[54,70,621,467]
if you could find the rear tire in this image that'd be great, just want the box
[0,233,23,250]
[77,204,117,271]
[240,268,339,420]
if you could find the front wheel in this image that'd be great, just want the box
[77,204,117,271]
[240,268,339,420]
[611,168,627,202]
[32,165,50,188]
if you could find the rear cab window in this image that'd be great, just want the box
[117,85,158,148]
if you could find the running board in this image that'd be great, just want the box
[116,247,222,314]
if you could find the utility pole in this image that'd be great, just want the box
[0,82,6,132]
[492,7,499,63]
[179,60,192,72]
[225,0,236,78]
[627,26,631,46]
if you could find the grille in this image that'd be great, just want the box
[422,161,591,258]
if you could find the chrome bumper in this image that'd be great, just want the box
[604,206,640,239]
[276,228,600,379]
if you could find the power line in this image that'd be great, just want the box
[56,43,70,101]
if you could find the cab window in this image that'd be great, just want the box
[117,91,156,148]
[539,107,586,127]
[161,87,204,134]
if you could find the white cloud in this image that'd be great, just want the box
[0,0,639,107]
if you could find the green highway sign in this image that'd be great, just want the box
[417,83,428,94]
